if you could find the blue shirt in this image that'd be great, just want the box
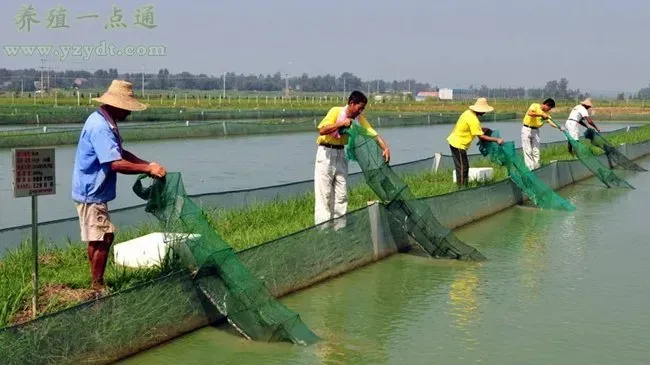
[71,110,123,203]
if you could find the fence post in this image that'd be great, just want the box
[432,152,442,172]
[367,201,392,260]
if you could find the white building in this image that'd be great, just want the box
[438,88,453,100]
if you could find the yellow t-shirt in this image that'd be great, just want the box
[447,110,484,150]
[316,106,378,145]
[523,103,546,128]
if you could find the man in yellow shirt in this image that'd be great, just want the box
[315,91,390,228]
[447,97,504,188]
[521,98,563,170]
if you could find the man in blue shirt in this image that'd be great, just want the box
[72,80,166,294]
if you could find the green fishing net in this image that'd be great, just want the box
[584,129,647,172]
[342,124,486,261]
[477,129,576,211]
[132,173,319,345]
[563,131,634,189]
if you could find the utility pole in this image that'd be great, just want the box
[285,73,289,97]
[222,72,226,99]
[141,64,145,96]
[21,76,24,96]
[343,77,346,98]
[40,58,45,95]
[285,61,293,98]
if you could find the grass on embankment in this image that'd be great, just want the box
[212,163,506,251]
[1,124,649,327]
[0,223,187,326]
[0,163,504,327]
[5,95,650,118]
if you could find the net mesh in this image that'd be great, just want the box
[343,124,486,261]
[0,203,390,365]
[132,173,319,345]
[563,131,634,189]
[584,129,647,172]
[477,129,576,211]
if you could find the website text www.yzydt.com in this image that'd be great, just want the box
[3,40,166,61]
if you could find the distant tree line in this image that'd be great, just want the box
[0,68,432,94]
[1,68,650,100]
[634,84,650,100]
[471,78,587,100]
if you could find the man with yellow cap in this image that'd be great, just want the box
[72,80,167,294]
[447,97,504,188]
[565,98,601,154]
[521,98,564,170]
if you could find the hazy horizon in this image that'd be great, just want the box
[2,0,648,96]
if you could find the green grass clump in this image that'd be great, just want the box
[0,223,185,327]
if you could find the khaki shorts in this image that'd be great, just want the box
[75,202,116,242]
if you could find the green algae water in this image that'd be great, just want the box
[119,158,650,365]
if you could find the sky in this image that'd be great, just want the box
[1,0,648,94]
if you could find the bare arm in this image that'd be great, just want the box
[110,151,166,177]
[376,135,391,163]
[527,104,549,119]
[585,117,600,131]
[546,119,561,129]
[319,118,350,135]
[527,110,548,118]
[110,159,152,175]
[122,149,149,165]
[478,134,504,144]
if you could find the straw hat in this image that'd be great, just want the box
[580,98,593,108]
[469,97,494,113]
[92,80,147,111]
